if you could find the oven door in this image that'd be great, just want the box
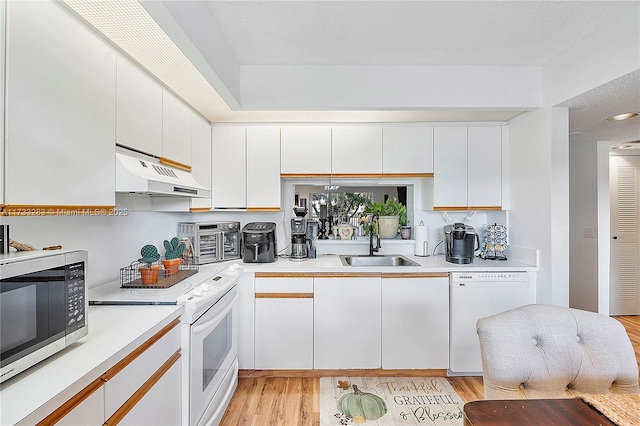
[221,230,240,260]
[196,231,223,263]
[189,285,238,425]
[1,255,67,382]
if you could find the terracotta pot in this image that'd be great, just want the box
[162,258,182,276]
[139,265,161,284]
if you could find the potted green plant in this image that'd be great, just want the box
[363,198,407,239]
[162,237,185,276]
[138,245,161,284]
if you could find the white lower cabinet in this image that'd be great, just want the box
[116,360,182,426]
[57,386,105,426]
[49,320,181,426]
[381,274,449,369]
[104,326,181,419]
[254,275,314,369]
[314,275,382,369]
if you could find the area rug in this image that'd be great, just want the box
[320,377,464,425]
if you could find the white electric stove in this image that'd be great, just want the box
[89,261,238,308]
[89,260,242,426]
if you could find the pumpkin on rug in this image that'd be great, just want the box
[320,376,464,425]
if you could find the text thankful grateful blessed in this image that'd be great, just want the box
[377,379,463,424]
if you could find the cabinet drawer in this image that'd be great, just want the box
[103,322,180,419]
[255,276,313,293]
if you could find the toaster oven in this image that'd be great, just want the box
[178,222,241,264]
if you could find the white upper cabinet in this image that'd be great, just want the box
[280,126,331,176]
[331,125,383,176]
[382,126,434,175]
[162,90,192,167]
[0,2,5,208]
[5,0,116,207]
[212,126,246,208]
[116,56,163,157]
[467,126,502,207]
[190,115,212,210]
[433,127,468,208]
[246,127,281,210]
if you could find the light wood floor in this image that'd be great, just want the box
[220,315,640,426]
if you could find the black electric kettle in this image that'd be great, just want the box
[444,223,479,264]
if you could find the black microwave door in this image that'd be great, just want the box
[0,267,66,367]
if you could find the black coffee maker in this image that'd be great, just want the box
[290,207,308,261]
[444,223,479,264]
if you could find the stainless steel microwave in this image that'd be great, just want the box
[178,222,241,264]
[0,250,88,383]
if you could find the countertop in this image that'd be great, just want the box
[236,253,537,273]
[0,304,184,426]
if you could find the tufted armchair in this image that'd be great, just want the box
[476,304,639,399]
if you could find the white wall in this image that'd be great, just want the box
[508,107,570,305]
[569,140,599,311]
[241,65,542,110]
[2,208,288,288]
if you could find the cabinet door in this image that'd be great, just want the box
[57,386,105,426]
[331,125,383,176]
[0,2,4,208]
[212,126,246,208]
[162,90,192,167]
[190,114,212,210]
[255,298,314,369]
[281,126,331,176]
[254,276,313,369]
[433,127,468,208]
[5,1,116,207]
[104,327,180,418]
[116,56,163,157]
[247,127,281,209]
[467,126,502,208]
[314,276,381,369]
[382,126,434,175]
[115,359,182,426]
[382,275,449,369]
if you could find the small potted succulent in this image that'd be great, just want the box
[162,237,185,276]
[138,245,161,285]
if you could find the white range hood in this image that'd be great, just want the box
[115,152,211,198]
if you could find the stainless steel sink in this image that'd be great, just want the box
[339,255,420,267]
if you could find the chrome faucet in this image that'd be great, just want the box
[369,216,380,256]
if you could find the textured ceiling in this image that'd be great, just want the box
[561,69,640,146]
[206,1,633,66]
[64,0,639,145]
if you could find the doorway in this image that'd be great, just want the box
[610,155,640,315]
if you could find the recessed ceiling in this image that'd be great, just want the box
[205,1,633,66]
[64,0,639,146]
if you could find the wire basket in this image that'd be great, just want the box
[120,256,200,289]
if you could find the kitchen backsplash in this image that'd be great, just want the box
[3,207,507,287]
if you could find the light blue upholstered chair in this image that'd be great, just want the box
[476,304,640,399]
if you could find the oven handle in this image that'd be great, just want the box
[191,292,237,335]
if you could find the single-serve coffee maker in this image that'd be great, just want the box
[290,207,308,261]
[444,222,479,264]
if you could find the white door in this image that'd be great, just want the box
[610,155,640,315]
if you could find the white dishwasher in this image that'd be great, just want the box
[449,272,536,376]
